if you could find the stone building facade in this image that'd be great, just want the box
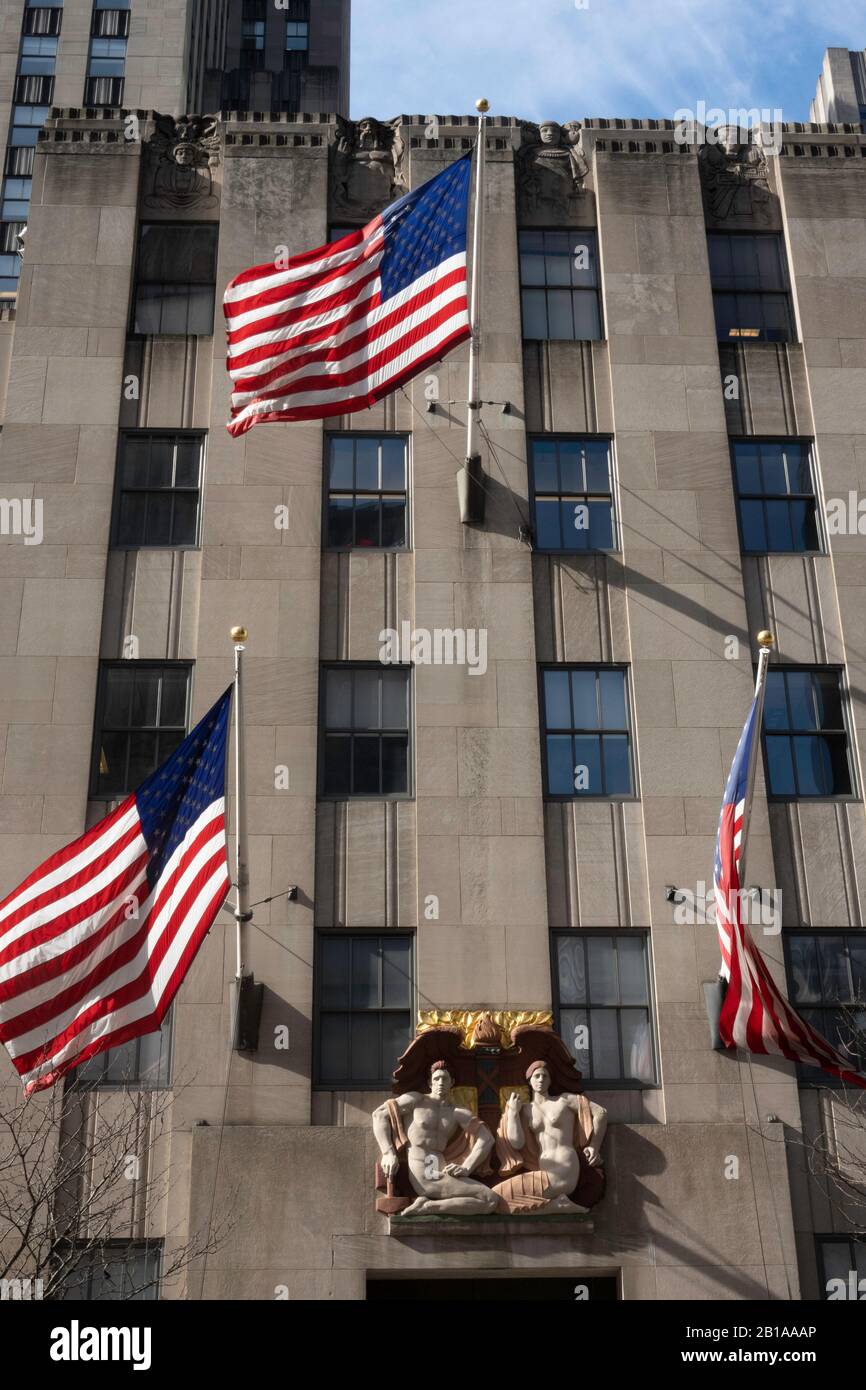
[1,36,866,1300]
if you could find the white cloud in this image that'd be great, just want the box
[349,0,866,123]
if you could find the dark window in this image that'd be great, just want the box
[74,1013,173,1090]
[113,432,203,548]
[14,72,54,103]
[285,20,309,51]
[325,435,408,550]
[240,18,265,68]
[787,933,866,1084]
[83,74,123,105]
[63,1244,160,1302]
[84,35,126,107]
[0,222,25,253]
[133,224,218,335]
[553,932,657,1084]
[315,934,413,1086]
[708,232,794,343]
[92,9,130,37]
[6,145,35,177]
[519,230,601,341]
[0,222,24,292]
[320,665,411,798]
[23,6,63,37]
[732,440,821,553]
[762,668,854,798]
[540,666,634,798]
[529,437,615,551]
[92,663,190,798]
[817,1236,866,1298]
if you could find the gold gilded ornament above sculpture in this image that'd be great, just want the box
[416,1008,554,1050]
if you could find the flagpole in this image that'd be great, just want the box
[230,625,252,980]
[737,629,774,894]
[458,97,489,524]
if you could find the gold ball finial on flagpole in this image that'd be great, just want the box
[230,625,248,643]
[756,630,775,648]
[475,98,490,114]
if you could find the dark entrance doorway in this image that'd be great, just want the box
[366,1276,618,1300]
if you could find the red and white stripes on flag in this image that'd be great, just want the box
[722,913,866,1088]
[0,691,231,1094]
[716,690,866,1088]
[223,155,473,435]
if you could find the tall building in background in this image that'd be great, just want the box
[810,46,866,123]
[0,32,865,1303]
[0,0,350,303]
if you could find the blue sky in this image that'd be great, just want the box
[349,0,865,124]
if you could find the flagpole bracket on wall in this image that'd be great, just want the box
[231,971,264,1053]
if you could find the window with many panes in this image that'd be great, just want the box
[0,10,62,273]
[315,933,413,1086]
[817,1237,866,1298]
[762,667,854,798]
[786,933,866,1083]
[133,224,218,335]
[112,432,204,548]
[519,230,601,341]
[84,34,127,106]
[553,932,656,1085]
[320,665,411,798]
[74,1012,173,1089]
[92,663,190,798]
[708,232,794,343]
[540,666,634,798]
[731,439,821,553]
[529,437,615,551]
[325,435,408,550]
[63,1243,161,1301]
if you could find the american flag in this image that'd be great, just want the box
[224,154,473,435]
[0,689,232,1094]
[715,693,866,1088]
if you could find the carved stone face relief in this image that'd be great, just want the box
[330,116,406,217]
[517,119,589,218]
[144,114,220,211]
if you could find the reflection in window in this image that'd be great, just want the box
[93,664,190,797]
[519,230,601,341]
[762,668,854,797]
[554,933,656,1084]
[113,433,204,548]
[320,666,411,797]
[325,435,408,550]
[316,934,412,1085]
[74,1013,173,1089]
[133,224,218,335]
[708,232,794,343]
[732,440,820,553]
[63,1244,160,1301]
[541,667,633,797]
[529,437,615,551]
[787,933,866,1084]
[817,1236,866,1298]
